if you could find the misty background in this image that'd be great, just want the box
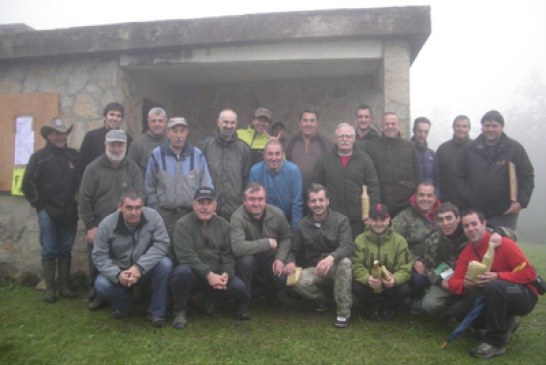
[1,0,545,242]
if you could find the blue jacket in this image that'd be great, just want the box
[249,160,303,232]
[412,138,440,197]
[144,142,213,211]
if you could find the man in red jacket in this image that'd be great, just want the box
[446,209,539,358]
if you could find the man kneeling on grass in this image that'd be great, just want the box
[446,209,539,359]
[286,183,354,328]
[92,189,172,327]
[352,203,412,320]
[170,187,251,329]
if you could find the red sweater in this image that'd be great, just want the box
[448,231,538,297]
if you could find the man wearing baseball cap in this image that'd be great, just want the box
[144,117,213,241]
[79,128,143,310]
[352,203,412,320]
[237,107,273,166]
[170,186,250,328]
[22,117,80,303]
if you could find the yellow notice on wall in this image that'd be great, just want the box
[11,168,25,196]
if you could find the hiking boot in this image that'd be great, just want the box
[57,258,76,298]
[86,288,96,301]
[88,296,106,311]
[314,303,328,313]
[42,260,57,303]
[470,343,506,358]
[334,316,350,328]
[148,314,166,328]
[172,310,187,329]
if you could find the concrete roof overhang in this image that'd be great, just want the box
[0,7,430,86]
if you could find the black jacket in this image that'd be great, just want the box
[455,133,534,217]
[22,142,80,222]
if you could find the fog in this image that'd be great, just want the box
[1,0,545,242]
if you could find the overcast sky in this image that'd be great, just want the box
[1,0,545,147]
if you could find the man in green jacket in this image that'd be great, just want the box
[170,187,251,329]
[231,183,292,307]
[352,203,412,320]
[79,129,143,310]
[286,183,354,328]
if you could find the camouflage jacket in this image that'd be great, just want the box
[421,226,468,283]
[392,204,437,259]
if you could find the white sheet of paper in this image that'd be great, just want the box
[14,116,35,164]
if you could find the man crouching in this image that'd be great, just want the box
[92,189,172,327]
[170,187,251,329]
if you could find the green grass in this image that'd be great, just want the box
[1,243,545,365]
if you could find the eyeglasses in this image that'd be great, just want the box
[335,134,355,139]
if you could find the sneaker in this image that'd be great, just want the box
[148,314,166,328]
[410,298,423,315]
[470,343,506,358]
[314,303,328,313]
[112,308,127,319]
[172,310,187,329]
[334,316,350,328]
[364,307,378,321]
[204,301,218,317]
[235,302,251,321]
[382,308,397,321]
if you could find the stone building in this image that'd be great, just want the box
[0,7,430,282]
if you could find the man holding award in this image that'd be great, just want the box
[446,209,539,359]
[285,184,354,328]
[454,110,534,230]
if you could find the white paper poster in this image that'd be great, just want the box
[14,115,34,165]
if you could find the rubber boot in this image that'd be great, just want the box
[57,258,76,298]
[42,259,57,303]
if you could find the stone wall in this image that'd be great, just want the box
[0,56,135,281]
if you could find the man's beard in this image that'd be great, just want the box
[106,148,126,163]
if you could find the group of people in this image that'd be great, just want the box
[22,102,539,358]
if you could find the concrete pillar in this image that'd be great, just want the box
[382,39,411,138]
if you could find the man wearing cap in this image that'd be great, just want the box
[79,129,143,310]
[144,116,213,241]
[352,203,412,320]
[249,140,303,232]
[128,107,168,177]
[284,109,333,203]
[170,187,251,329]
[354,104,380,151]
[93,188,172,327]
[230,183,292,306]
[22,117,80,303]
[199,109,251,220]
[286,183,354,328]
[236,107,273,166]
[312,122,380,237]
[454,110,534,230]
[78,102,133,180]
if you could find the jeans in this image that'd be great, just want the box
[95,257,172,317]
[37,209,76,260]
[170,264,250,311]
[235,255,286,298]
[409,269,430,299]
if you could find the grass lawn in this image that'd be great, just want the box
[1,243,545,365]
